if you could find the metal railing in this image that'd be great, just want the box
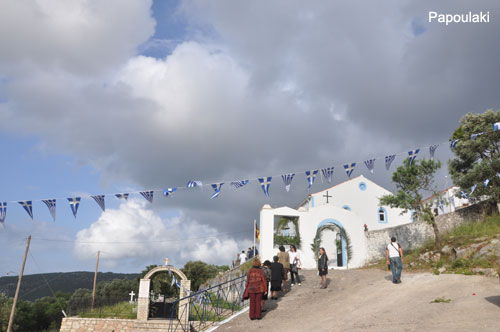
[165,275,247,332]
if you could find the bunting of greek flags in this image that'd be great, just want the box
[437,200,444,213]
[187,180,202,188]
[305,170,319,189]
[471,133,483,140]
[231,180,249,189]
[163,188,177,197]
[115,193,129,200]
[321,167,334,184]
[459,190,469,199]
[42,199,56,221]
[408,149,420,166]
[281,174,295,192]
[385,155,396,170]
[470,184,477,195]
[484,178,490,188]
[364,159,376,173]
[448,196,455,207]
[18,201,33,219]
[450,140,459,149]
[258,177,272,198]
[429,145,438,159]
[0,202,6,223]
[67,197,81,218]
[91,195,106,212]
[494,122,500,131]
[343,163,356,178]
[210,183,224,199]
[140,191,154,203]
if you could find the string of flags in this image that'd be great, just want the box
[2,124,500,224]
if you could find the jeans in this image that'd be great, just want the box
[390,257,402,283]
[290,264,301,284]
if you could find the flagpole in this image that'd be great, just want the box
[253,219,256,257]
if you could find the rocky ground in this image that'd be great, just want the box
[214,268,500,332]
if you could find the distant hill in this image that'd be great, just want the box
[0,271,140,301]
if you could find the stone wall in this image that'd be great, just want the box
[364,202,491,263]
[59,317,186,332]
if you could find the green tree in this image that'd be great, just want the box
[181,261,227,291]
[0,293,12,331]
[380,158,443,248]
[448,110,500,212]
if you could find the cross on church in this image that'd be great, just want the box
[323,191,332,204]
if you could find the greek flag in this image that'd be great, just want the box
[42,199,56,221]
[231,180,249,189]
[321,167,335,184]
[67,197,81,218]
[459,190,469,199]
[0,202,6,223]
[471,133,483,140]
[448,196,455,207]
[343,163,356,178]
[408,149,420,166]
[281,174,295,192]
[258,177,272,198]
[470,184,477,195]
[163,188,177,197]
[140,191,154,203]
[305,170,319,189]
[115,193,129,200]
[429,145,438,159]
[450,140,459,149]
[437,200,444,213]
[171,275,177,287]
[385,155,396,170]
[497,173,500,179]
[18,201,33,219]
[494,122,500,131]
[484,178,490,188]
[91,195,105,212]
[364,159,376,173]
[210,183,224,199]
[187,180,202,188]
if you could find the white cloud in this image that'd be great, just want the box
[74,199,239,267]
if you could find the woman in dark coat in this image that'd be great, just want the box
[270,255,284,300]
[318,247,328,289]
[245,258,268,320]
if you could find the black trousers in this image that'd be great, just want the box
[290,264,301,284]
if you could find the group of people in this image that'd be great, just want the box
[233,246,259,267]
[244,244,302,320]
[244,237,405,320]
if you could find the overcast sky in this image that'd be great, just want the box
[1,0,499,278]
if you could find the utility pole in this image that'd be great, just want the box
[7,235,31,332]
[91,250,100,310]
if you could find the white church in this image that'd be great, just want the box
[259,175,412,269]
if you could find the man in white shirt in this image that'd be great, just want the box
[239,250,247,264]
[385,237,403,284]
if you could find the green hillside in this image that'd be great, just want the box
[0,272,139,301]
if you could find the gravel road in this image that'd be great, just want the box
[214,268,500,332]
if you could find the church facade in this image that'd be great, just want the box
[259,175,412,269]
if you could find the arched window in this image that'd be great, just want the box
[378,207,388,223]
[342,205,352,211]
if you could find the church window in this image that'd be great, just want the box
[342,205,351,211]
[378,207,388,223]
[359,182,367,191]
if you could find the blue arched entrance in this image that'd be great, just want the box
[317,219,347,267]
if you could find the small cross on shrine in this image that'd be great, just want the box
[323,191,332,204]
[129,291,135,303]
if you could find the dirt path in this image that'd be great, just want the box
[214,269,500,332]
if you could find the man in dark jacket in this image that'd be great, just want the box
[269,256,284,300]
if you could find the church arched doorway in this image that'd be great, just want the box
[311,219,352,268]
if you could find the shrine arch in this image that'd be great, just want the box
[311,219,352,268]
[143,266,187,281]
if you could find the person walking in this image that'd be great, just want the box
[289,245,301,286]
[245,258,268,320]
[239,250,247,264]
[386,236,403,284]
[261,260,272,311]
[277,245,290,292]
[270,256,284,300]
[318,247,328,289]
